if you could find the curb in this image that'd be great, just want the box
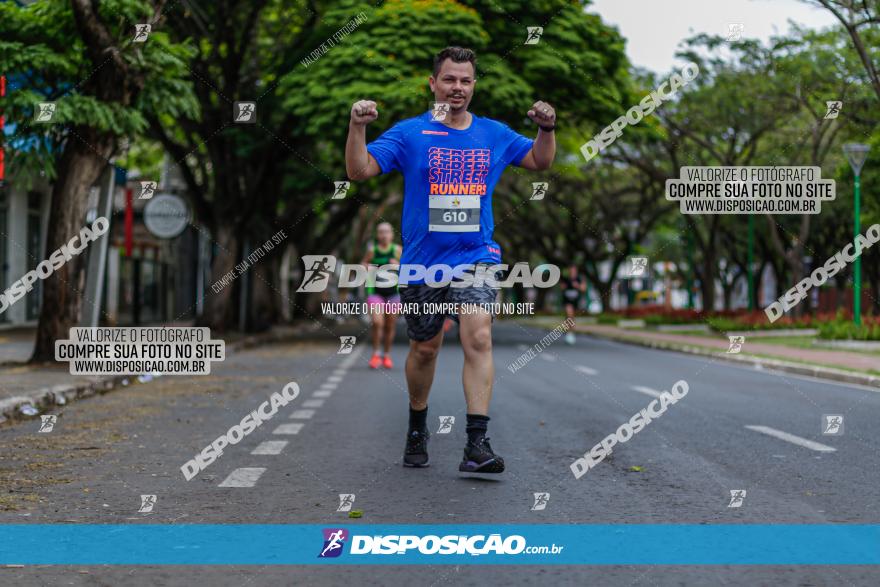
[576,328,880,389]
[0,322,324,425]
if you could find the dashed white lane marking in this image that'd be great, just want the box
[631,385,664,399]
[273,423,305,435]
[218,467,266,487]
[290,409,315,419]
[328,375,343,383]
[251,441,288,455]
[539,353,556,362]
[332,369,347,377]
[745,425,837,453]
[574,365,598,376]
[517,344,529,351]
[313,390,333,398]
[302,399,325,408]
[320,382,339,390]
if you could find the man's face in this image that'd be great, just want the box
[429,59,476,113]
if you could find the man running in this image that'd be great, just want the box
[560,264,586,344]
[361,222,402,369]
[345,46,556,473]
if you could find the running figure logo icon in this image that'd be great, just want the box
[437,416,455,434]
[824,101,843,119]
[297,255,337,292]
[524,27,544,45]
[332,181,350,199]
[727,23,744,42]
[336,494,355,512]
[139,181,157,200]
[133,23,151,42]
[531,492,550,511]
[629,257,648,276]
[319,528,348,558]
[233,102,256,123]
[531,182,548,201]
[34,102,56,123]
[822,414,844,435]
[431,102,450,122]
[38,415,57,433]
[138,494,157,513]
[337,337,356,354]
[727,335,745,354]
[727,490,746,508]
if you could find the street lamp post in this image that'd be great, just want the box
[842,143,870,326]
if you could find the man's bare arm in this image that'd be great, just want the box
[346,100,382,180]
[519,100,556,171]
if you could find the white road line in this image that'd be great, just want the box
[251,440,288,455]
[631,385,664,399]
[745,425,837,453]
[332,369,347,377]
[539,353,556,362]
[517,344,529,351]
[273,423,305,435]
[574,365,598,376]
[218,467,266,487]
[290,409,315,419]
[328,375,343,383]
[302,399,325,408]
[313,390,332,398]
[321,382,339,390]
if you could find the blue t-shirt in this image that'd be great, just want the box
[366,111,534,282]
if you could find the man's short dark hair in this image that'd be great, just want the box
[433,47,477,78]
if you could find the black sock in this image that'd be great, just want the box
[466,414,490,443]
[409,406,428,431]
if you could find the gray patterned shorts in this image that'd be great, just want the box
[398,264,501,342]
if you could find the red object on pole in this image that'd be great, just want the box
[124,187,133,257]
[1,75,6,182]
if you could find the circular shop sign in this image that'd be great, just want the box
[144,194,190,239]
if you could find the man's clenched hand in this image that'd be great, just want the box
[527,100,556,129]
[351,100,379,126]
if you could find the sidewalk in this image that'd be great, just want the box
[516,317,880,388]
[0,322,326,423]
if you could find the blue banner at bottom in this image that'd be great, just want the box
[1,524,878,565]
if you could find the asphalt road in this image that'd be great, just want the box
[1,319,878,585]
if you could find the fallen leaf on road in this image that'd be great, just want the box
[348,510,363,518]
[629,466,643,472]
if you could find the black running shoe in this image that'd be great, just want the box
[458,436,505,473]
[403,428,430,467]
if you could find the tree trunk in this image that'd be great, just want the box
[249,256,281,332]
[199,222,240,332]
[30,132,113,362]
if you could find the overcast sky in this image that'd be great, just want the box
[589,0,839,73]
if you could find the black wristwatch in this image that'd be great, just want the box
[539,123,556,132]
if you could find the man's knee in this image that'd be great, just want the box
[463,326,492,355]
[372,313,385,327]
[411,339,440,363]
